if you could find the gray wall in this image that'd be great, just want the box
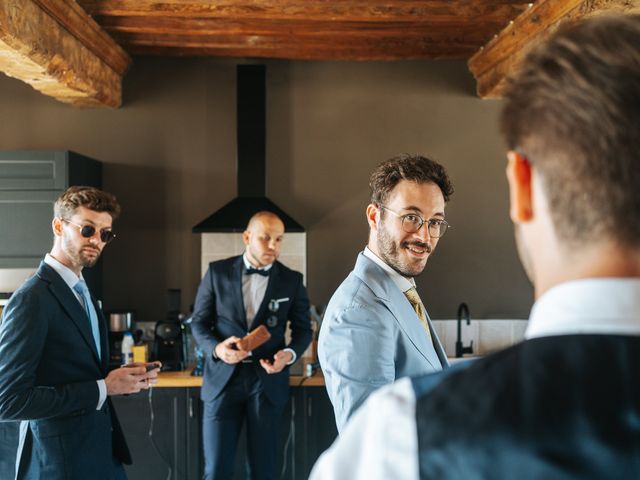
[0,57,532,322]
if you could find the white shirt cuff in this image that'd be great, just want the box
[96,379,107,410]
[284,348,297,365]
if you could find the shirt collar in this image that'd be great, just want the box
[526,277,640,339]
[44,253,84,290]
[242,252,273,273]
[363,246,415,292]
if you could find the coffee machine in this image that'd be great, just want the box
[107,311,134,370]
[152,289,185,371]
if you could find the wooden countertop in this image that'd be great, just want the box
[156,367,325,388]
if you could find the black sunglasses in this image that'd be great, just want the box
[63,219,116,244]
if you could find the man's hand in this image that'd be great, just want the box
[105,362,160,395]
[260,350,293,374]
[214,336,250,364]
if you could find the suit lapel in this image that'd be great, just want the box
[37,262,102,367]
[250,262,279,330]
[354,253,441,369]
[385,287,441,369]
[233,256,248,329]
[95,299,109,372]
[425,313,449,367]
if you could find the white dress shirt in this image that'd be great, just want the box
[241,253,296,364]
[310,277,640,480]
[44,254,107,410]
[242,253,272,326]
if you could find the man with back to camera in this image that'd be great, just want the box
[311,14,640,480]
[0,186,159,479]
[191,211,312,480]
[318,153,453,432]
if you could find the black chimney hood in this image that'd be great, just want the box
[192,65,304,233]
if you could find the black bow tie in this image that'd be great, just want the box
[245,267,270,277]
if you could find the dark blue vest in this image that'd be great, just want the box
[413,335,640,479]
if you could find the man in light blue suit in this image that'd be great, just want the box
[319,154,453,432]
[312,16,640,480]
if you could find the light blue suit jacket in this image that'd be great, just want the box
[318,252,448,432]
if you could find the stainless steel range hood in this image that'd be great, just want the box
[192,65,304,233]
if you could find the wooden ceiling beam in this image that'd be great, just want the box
[111,30,479,61]
[0,0,131,107]
[100,16,495,60]
[95,15,515,34]
[78,1,529,22]
[468,0,640,99]
[77,0,530,61]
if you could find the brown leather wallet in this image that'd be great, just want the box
[236,325,271,351]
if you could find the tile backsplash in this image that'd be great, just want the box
[0,268,36,293]
[432,319,529,357]
[201,232,307,282]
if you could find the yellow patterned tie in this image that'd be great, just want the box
[404,287,433,343]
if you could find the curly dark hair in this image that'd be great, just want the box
[54,186,121,221]
[369,153,454,207]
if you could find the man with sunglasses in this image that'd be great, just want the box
[0,186,158,479]
[318,154,452,432]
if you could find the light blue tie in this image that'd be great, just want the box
[73,280,102,360]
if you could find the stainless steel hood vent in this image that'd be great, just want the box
[192,65,304,233]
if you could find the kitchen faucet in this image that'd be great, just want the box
[455,302,474,358]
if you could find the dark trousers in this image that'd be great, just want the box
[202,363,284,480]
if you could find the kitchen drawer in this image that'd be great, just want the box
[0,190,61,268]
[0,151,67,191]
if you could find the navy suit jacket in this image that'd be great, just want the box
[413,335,640,479]
[0,262,130,479]
[191,256,312,407]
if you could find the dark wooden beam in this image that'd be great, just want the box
[468,0,640,98]
[78,0,530,60]
[79,1,529,21]
[0,0,131,107]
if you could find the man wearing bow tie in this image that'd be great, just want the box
[191,211,312,480]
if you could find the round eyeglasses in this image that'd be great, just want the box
[63,219,116,244]
[380,206,450,238]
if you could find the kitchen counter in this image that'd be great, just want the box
[155,359,482,387]
[156,367,326,388]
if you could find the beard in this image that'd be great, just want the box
[247,244,277,268]
[377,221,432,278]
[62,236,102,269]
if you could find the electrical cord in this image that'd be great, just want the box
[148,387,173,480]
[279,398,295,480]
[282,367,320,477]
[298,362,321,386]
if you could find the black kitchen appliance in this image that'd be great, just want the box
[107,311,134,370]
[153,289,185,371]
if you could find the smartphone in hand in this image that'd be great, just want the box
[145,362,161,372]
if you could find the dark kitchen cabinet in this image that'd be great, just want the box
[0,150,103,295]
[286,386,338,480]
[233,384,337,480]
[112,384,337,480]
[112,387,202,480]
